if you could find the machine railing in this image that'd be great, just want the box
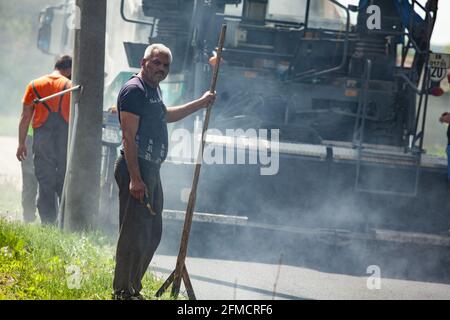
[288,0,351,81]
[120,0,155,28]
[353,59,421,197]
[352,59,372,148]
[297,0,436,156]
[402,0,436,153]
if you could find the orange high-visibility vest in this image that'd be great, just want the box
[22,74,71,129]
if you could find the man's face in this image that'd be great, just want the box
[141,50,171,87]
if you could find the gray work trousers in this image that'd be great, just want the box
[21,135,38,222]
[33,113,68,224]
[113,155,163,296]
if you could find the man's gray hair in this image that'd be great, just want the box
[143,43,173,63]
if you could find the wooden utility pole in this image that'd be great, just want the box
[63,0,106,231]
[156,25,227,300]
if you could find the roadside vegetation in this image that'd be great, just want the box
[0,217,175,300]
[0,180,174,300]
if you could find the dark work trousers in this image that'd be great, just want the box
[33,113,68,224]
[21,135,38,222]
[113,155,163,296]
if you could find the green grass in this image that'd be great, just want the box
[0,218,175,300]
[0,181,181,300]
[425,144,447,158]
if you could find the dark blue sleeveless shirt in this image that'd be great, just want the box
[117,76,168,163]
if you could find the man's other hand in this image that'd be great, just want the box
[129,179,147,203]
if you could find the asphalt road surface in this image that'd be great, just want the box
[150,253,450,300]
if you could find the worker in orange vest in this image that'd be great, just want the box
[16,55,72,224]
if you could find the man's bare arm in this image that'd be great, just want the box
[121,111,147,202]
[16,104,34,161]
[166,91,216,123]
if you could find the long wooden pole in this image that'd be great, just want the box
[156,24,227,299]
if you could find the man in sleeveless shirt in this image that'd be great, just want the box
[112,44,215,300]
[17,55,72,224]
